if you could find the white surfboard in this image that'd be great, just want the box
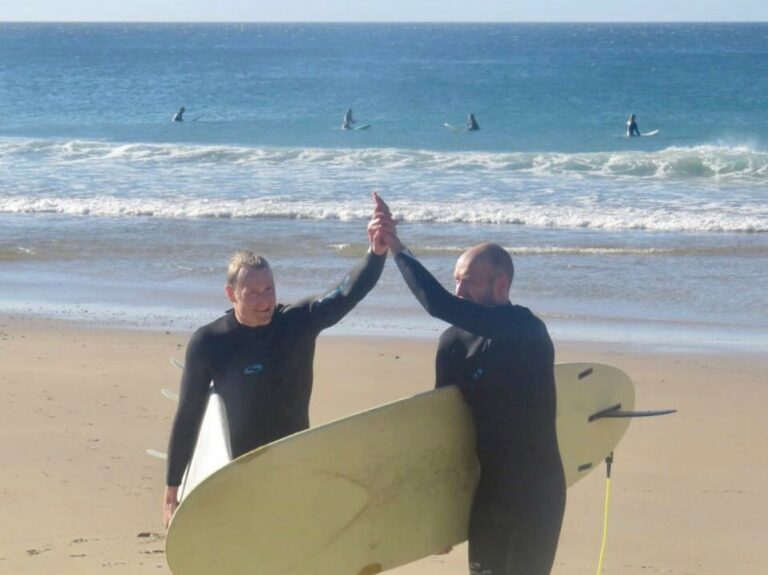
[177,387,232,501]
[166,363,647,575]
[162,357,232,498]
[626,129,660,137]
[148,394,230,483]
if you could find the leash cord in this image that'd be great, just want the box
[596,452,614,575]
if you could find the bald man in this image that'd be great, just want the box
[370,194,565,575]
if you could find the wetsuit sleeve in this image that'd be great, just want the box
[298,250,386,332]
[394,250,533,341]
[165,330,213,486]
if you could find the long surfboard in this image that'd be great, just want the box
[166,363,656,575]
[626,129,660,137]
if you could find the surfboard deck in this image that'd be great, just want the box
[166,362,634,575]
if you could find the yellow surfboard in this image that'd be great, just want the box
[166,363,635,575]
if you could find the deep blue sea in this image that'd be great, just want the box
[1,23,766,351]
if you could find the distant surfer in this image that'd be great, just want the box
[342,108,355,130]
[466,112,480,131]
[163,209,388,528]
[626,113,641,137]
[172,106,185,123]
[370,193,565,575]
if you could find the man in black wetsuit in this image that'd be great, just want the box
[626,113,640,137]
[370,193,565,575]
[163,209,387,527]
[467,112,480,131]
[342,108,355,130]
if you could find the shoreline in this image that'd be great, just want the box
[1,314,766,574]
[1,307,765,357]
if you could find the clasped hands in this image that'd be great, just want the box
[367,192,404,255]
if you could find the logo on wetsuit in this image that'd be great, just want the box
[472,368,484,381]
[244,363,264,375]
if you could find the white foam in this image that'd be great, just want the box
[2,137,768,180]
[1,138,767,233]
[1,194,764,233]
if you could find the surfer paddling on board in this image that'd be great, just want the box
[467,112,480,131]
[626,113,641,137]
[163,206,388,528]
[369,193,565,575]
[172,106,185,122]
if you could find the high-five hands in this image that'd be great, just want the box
[369,192,404,254]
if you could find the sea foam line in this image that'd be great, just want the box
[1,196,764,233]
[2,138,768,182]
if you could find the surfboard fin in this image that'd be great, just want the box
[589,404,677,422]
[146,448,168,460]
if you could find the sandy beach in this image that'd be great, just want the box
[0,315,766,575]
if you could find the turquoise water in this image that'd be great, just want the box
[1,23,767,152]
[0,23,766,350]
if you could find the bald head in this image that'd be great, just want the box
[454,243,514,306]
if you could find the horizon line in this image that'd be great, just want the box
[1,20,767,25]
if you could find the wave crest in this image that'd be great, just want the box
[2,138,767,182]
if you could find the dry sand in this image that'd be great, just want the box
[0,315,765,574]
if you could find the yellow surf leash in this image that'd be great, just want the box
[596,452,614,575]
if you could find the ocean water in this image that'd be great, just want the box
[0,23,766,351]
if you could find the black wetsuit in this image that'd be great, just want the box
[166,251,385,486]
[627,120,640,137]
[394,250,565,575]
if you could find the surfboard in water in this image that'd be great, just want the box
[166,362,662,575]
[626,129,660,137]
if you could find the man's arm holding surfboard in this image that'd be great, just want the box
[164,333,213,528]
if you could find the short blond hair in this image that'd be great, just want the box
[226,251,271,286]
